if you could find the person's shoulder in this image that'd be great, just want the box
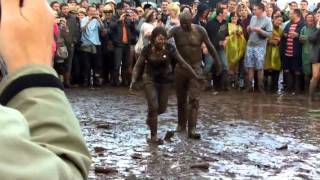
[264,16,272,25]
[195,25,207,34]
[251,15,258,19]
[81,16,89,23]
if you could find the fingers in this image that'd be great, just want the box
[1,0,20,18]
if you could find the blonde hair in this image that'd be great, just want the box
[168,3,180,17]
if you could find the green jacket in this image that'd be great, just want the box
[0,65,91,180]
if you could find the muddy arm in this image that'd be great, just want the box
[131,50,146,83]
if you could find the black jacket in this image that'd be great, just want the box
[110,18,137,46]
[205,18,229,50]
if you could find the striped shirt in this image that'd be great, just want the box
[285,23,298,57]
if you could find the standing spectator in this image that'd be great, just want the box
[239,3,252,40]
[50,1,61,13]
[205,7,229,91]
[68,0,78,7]
[77,8,87,21]
[80,6,105,87]
[308,15,320,101]
[72,8,87,85]
[238,3,252,89]
[228,0,238,14]
[244,3,273,93]
[264,15,283,92]
[300,0,309,19]
[280,9,305,94]
[266,5,274,18]
[102,5,116,84]
[160,0,170,24]
[226,12,247,89]
[166,3,181,30]
[97,4,105,19]
[61,3,81,88]
[136,7,144,18]
[111,3,137,86]
[135,10,157,55]
[128,8,140,82]
[106,0,117,12]
[193,3,210,26]
[192,0,200,16]
[300,13,317,92]
[80,0,89,10]
[165,3,180,47]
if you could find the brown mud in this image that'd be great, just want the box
[67,87,320,180]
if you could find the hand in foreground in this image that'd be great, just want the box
[0,0,55,74]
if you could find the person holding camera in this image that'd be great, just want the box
[60,3,81,88]
[80,6,105,87]
[110,2,137,87]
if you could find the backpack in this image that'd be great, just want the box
[54,31,69,62]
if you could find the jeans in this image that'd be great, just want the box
[81,45,102,80]
[203,54,214,74]
[218,49,228,71]
[113,45,130,85]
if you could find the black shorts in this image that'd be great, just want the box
[282,56,302,72]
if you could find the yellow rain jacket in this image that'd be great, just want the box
[226,23,247,68]
[264,27,283,71]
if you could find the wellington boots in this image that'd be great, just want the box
[294,74,302,94]
[221,70,230,91]
[266,75,272,93]
[284,72,294,93]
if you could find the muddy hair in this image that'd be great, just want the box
[150,27,168,44]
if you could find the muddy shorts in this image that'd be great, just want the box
[244,46,266,70]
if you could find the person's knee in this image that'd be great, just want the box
[188,99,199,109]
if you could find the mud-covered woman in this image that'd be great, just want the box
[130,27,203,144]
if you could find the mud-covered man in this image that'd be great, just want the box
[168,11,221,139]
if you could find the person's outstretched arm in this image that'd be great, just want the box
[0,1,91,179]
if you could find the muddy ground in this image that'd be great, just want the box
[67,87,320,180]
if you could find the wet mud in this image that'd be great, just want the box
[67,87,320,180]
